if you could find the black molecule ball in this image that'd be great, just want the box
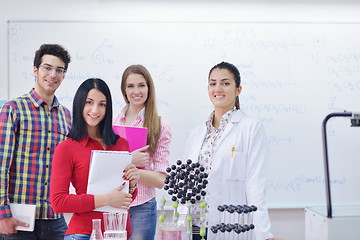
[163,159,209,204]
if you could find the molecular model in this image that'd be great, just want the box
[210,204,257,240]
[158,159,209,240]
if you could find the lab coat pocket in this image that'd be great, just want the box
[226,150,247,180]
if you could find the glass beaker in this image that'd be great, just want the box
[90,219,104,240]
[103,212,128,240]
[158,223,182,240]
[103,212,128,232]
[103,230,127,240]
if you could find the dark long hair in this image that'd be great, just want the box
[209,61,241,109]
[68,78,119,146]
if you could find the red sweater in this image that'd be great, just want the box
[50,136,137,238]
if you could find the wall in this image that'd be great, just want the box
[7,21,360,209]
[1,1,360,239]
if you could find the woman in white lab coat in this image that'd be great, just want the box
[184,62,275,240]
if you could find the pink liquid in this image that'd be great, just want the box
[158,228,182,240]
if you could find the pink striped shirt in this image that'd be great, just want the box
[113,105,171,206]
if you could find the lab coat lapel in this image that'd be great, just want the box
[214,111,242,151]
[189,124,207,162]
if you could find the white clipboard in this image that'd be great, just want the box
[87,150,131,212]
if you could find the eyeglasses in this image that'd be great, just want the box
[39,64,66,76]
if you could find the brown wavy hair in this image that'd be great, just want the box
[121,65,161,152]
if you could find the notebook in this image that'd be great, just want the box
[9,203,36,231]
[113,125,148,152]
[87,150,131,212]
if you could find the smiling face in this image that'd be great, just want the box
[82,88,107,134]
[208,68,242,113]
[125,73,149,109]
[33,54,66,98]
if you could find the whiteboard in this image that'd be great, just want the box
[7,21,360,208]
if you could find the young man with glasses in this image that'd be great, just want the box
[0,44,72,240]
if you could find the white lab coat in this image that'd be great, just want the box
[184,110,273,240]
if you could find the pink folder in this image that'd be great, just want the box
[113,125,148,152]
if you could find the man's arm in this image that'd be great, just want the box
[0,103,17,218]
[0,103,27,233]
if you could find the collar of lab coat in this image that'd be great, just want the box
[219,109,244,140]
[187,110,246,161]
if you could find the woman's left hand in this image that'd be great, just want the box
[123,163,140,188]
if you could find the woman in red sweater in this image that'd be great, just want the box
[50,78,139,240]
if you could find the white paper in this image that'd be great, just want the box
[9,203,36,231]
[87,150,131,213]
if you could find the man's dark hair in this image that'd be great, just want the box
[33,44,71,70]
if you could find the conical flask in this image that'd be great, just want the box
[90,219,104,240]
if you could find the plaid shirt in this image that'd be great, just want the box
[0,89,71,220]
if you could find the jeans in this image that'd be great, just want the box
[128,197,157,240]
[0,216,67,240]
[64,234,90,240]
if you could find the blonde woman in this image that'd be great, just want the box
[113,65,172,240]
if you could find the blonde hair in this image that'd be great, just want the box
[121,65,161,152]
